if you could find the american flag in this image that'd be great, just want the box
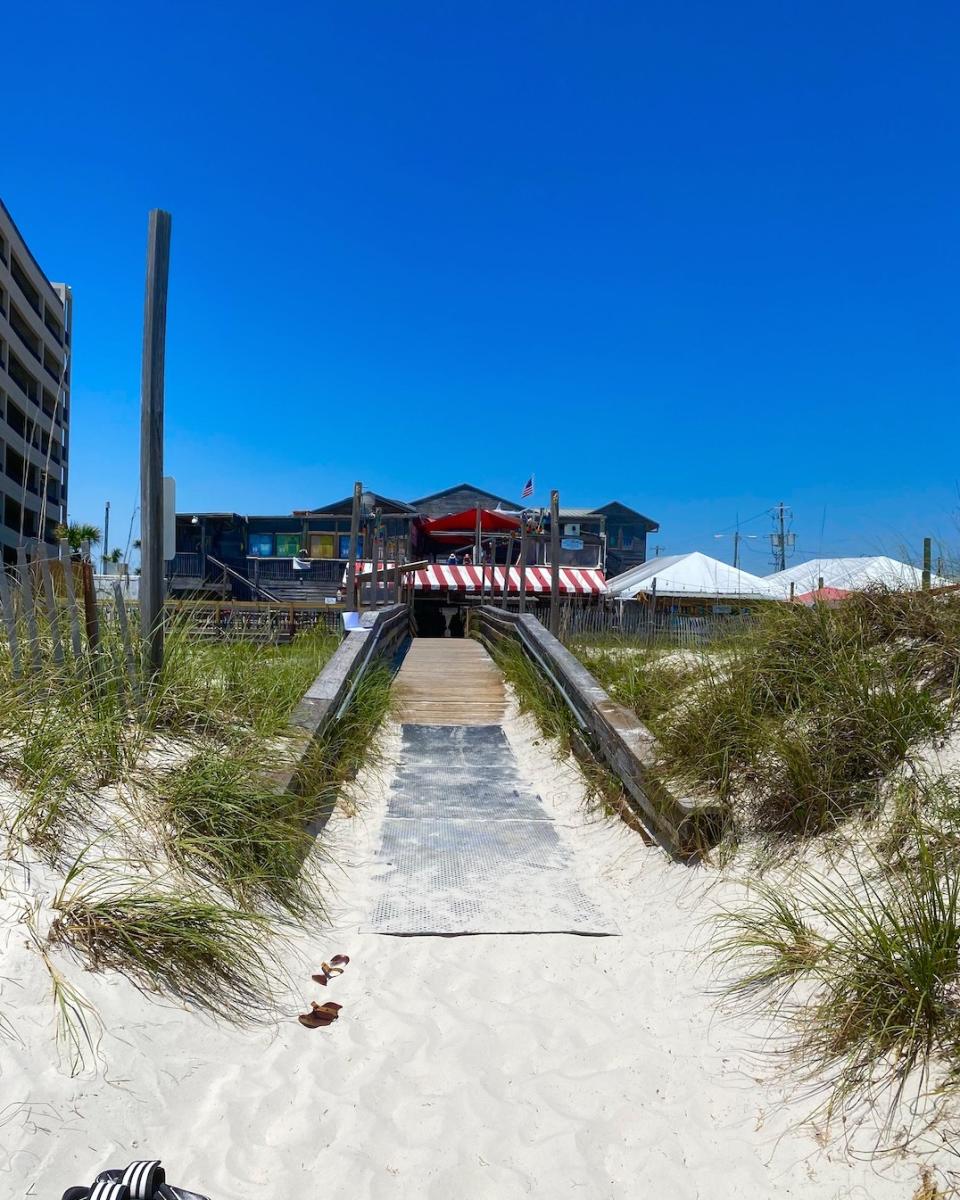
[521,475,535,499]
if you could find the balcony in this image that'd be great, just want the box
[8,304,42,363]
[43,349,63,383]
[10,256,41,317]
[44,309,63,345]
[7,350,39,405]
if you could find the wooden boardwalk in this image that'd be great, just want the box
[392,638,506,725]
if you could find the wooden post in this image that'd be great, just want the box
[139,208,172,677]
[789,581,795,602]
[501,535,513,610]
[518,521,527,614]
[0,570,22,677]
[16,545,42,673]
[923,537,932,590]
[59,539,83,659]
[346,480,361,610]
[818,576,824,592]
[649,577,658,638]
[474,505,482,566]
[38,546,64,667]
[80,539,100,652]
[549,489,560,636]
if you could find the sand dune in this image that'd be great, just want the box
[0,701,939,1198]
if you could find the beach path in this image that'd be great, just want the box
[365,638,617,936]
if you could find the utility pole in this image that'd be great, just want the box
[102,500,110,572]
[139,209,172,677]
[733,530,740,570]
[769,501,794,572]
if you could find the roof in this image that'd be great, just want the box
[0,196,67,310]
[793,586,851,606]
[300,492,417,516]
[766,556,954,597]
[409,482,523,511]
[590,501,659,531]
[606,552,779,600]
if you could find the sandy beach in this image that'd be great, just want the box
[1,697,940,1199]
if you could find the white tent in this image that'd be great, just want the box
[765,556,953,598]
[605,552,780,600]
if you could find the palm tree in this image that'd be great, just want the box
[54,522,103,551]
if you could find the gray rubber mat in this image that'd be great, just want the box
[365,724,618,936]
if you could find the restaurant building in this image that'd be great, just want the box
[172,483,658,614]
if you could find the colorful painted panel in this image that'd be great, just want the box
[248,533,274,557]
[275,534,302,557]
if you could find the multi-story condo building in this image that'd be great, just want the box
[0,198,71,566]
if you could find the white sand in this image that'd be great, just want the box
[0,699,946,1199]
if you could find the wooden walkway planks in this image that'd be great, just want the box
[393,638,506,725]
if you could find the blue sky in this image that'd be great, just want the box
[6,1,958,570]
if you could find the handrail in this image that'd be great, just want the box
[206,554,282,603]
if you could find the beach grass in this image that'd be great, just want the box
[714,820,960,1147]
[49,869,281,1022]
[0,611,394,1039]
[571,590,960,842]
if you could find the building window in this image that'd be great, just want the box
[248,533,274,557]
[275,534,301,557]
[308,533,335,559]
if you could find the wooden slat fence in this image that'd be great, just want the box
[544,601,757,649]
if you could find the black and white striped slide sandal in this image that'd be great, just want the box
[94,1160,210,1200]
[61,1181,131,1200]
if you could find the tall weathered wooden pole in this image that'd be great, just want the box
[549,489,560,636]
[346,480,361,609]
[922,537,932,590]
[501,535,513,610]
[139,209,172,676]
[518,520,528,614]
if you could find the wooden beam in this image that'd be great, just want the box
[346,480,361,609]
[549,489,560,635]
[139,209,172,676]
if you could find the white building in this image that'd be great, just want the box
[0,198,71,566]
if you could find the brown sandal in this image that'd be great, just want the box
[311,954,351,986]
[298,1001,342,1029]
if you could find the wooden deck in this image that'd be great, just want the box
[393,638,506,725]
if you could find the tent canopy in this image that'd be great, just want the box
[766,556,952,597]
[606,551,779,600]
[419,508,521,540]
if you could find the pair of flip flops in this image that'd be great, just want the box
[299,954,350,1028]
[62,1159,208,1200]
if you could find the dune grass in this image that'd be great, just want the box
[0,607,393,1050]
[571,590,960,842]
[157,749,324,917]
[714,821,960,1147]
[49,867,281,1022]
